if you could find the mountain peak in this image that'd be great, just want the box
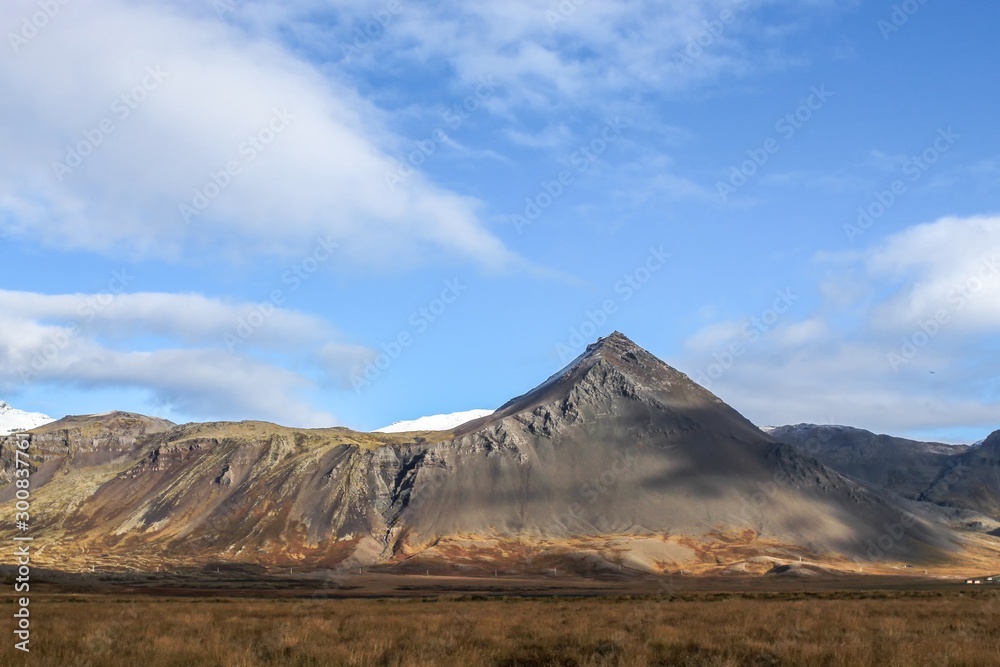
[979,429,1000,450]
[593,330,633,347]
[26,411,176,440]
[0,400,54,435]
[511,331,660,406]
[571,331,694,390]
[579,331,641,360]
[454,331,733,437]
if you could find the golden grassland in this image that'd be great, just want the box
[4,590,1000,666]
[23,413,452,451]
[164,421,455,450]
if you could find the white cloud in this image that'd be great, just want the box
[315,341,376,390]
[59,348,336,428]
[679,214,1000,439]
[683,320,744,354]
[0,0,852,269]
[708,342,1000,439]
[863,215,1000,333]
[0,0,515,269]
[770,317,827,347]
[0,289,331,348]
[0,288,371,426]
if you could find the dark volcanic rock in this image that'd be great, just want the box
[769,424,1000,522]
[919,430,1000,519]
[389,333,961,562]
[0,412,174,501]
[766,424,969,500]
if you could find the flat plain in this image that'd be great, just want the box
[4,572,1000,666]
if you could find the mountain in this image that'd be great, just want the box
[919,430,1000,522]
[374,409,495,433]
[388,333,968,570]
[765,424,969,500]
[0,411,176,505]
[1,333,997,576]
[0,400,54,435]
[768,423,1000,526]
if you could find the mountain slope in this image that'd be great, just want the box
[1,333,994,574]
[766,424,969,500]
[920,430,1000,520]
[389,333,964,566]
[769,423,1000,524]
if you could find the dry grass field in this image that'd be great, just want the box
[4,589,1000,666]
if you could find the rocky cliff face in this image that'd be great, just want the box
[1,333,996,574]
[920,431,1000,521]
[0,412,175,502]
[769,424,1000,524]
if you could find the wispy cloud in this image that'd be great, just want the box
[679,214,1000,439]
[323,0,850,109]
[0,288,371,426]
[0,0,515,269]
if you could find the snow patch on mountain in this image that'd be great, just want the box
[374,409,494,433]
[0,401,55,435]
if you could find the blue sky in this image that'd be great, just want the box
[2,0,999,442]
